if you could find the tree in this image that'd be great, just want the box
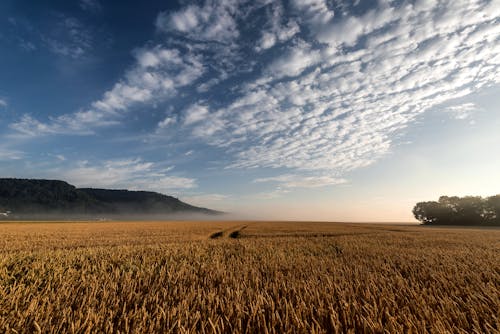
[413,201,453,225]
[438,196,485,225]
[413,195,500,226]
[485,195,500,225]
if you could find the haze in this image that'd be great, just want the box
[0,0,499,222]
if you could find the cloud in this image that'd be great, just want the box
[10,0,500,193]
[254,174,347,188]
[156,1,240,43]
[185,0,500,179]
[316,5,396,47]
[11,46,205,136]
[184,104,209,125]
[10,112,118,136]
[0,149,23,161]
[181,193,227,207]
[43,15,93,59]
[158,116,177,129]
[79,0,102,13]
[445,103,477,120]
[144,176,197,191]
[94,47,204,113]
[0,99,7,108]
[254,188,291,200]
[268,41,321,78]
[6,18,39,53]
[6,12,96,58]
[18,39,37,51]
[61,158,196,192]
[291,0,334,26]
[10,115,66,136]
[251,173,347,199]
[255,2,300,52]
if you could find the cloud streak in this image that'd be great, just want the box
[60,158,196,193]
[0,149,23,161]
[445,103,477,120]
[254,174,347,188]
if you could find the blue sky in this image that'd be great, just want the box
[0,0,499,221]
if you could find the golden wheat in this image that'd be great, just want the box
[0,221,498,333]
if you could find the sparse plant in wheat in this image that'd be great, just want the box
[0,221,499,333]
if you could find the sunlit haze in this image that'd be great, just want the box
[1,0,499,221]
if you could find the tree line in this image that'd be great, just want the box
[413,195,500,226]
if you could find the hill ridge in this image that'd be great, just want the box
[0,178,219,219]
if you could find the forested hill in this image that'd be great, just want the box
[0,178,219,219]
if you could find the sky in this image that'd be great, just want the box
[0,0,499,222]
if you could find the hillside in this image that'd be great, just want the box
[0,178,219,219]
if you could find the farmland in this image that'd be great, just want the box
[0,221,499,333]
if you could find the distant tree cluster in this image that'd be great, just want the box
[413,195,500,226]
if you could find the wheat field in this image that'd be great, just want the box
[0,221,499,333]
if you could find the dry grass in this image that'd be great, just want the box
[0,221,499,333]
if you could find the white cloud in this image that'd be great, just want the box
[10,111,118,137]
[163,5,201,32]
[10,0,500,193]
[10,115,65,136]
[0,99,7,108]
[61,158,196,193]
[184,104,209,125]
[317,6,396,47]
[291,0,334,26]
[157,1,261,91]
[268,41,321,78]
[158,116,177,128]
[146,176,197,191]
[254,174,347,188]
[277,21,301,41]
[11,46,205,136]
[185,0,500,178]
[93,47,204,114]
[255,2,300,52]
[257,32,277,51]
[181,193,227,207]
[445,103,477,120]
[0,149,23,160]
[262,190,291,199]
[92,84,153,112]
[156,1,240,43]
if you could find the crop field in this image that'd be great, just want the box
[0,221,499,333]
